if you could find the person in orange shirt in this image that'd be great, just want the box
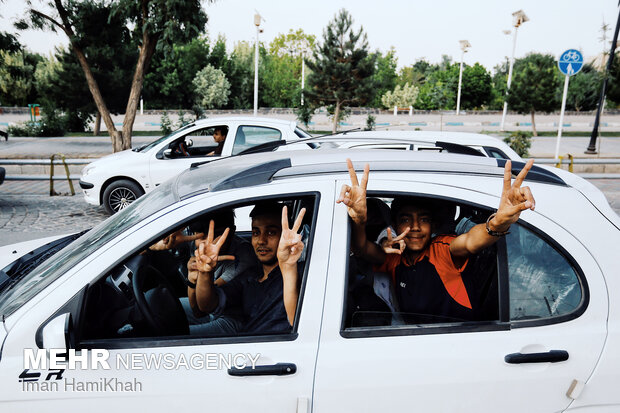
[337,158,536,323]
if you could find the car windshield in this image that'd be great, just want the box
[0,178,178,318]
[134,123,195,153]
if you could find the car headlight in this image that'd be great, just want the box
[81,165,94,178]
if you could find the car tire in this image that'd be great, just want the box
[103,179,145,214]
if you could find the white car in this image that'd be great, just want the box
[315,130,523,160]
[1,149,618,412]
[79,116,312,214]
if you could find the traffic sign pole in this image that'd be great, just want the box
[555,74,570,160]
[555,49,583,160]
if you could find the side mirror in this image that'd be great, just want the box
[41,313,74,355]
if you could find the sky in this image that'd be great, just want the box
[0,0,618,72]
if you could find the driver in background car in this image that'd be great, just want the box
[337,158,535,323]
[188,201,306,336]
[150,209,258,335]
[207,126,228,156]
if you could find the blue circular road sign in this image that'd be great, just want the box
[558,49,584,76]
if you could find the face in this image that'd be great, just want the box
[251,214,282,265]
[213,130,226,143]
[394,205,433,252]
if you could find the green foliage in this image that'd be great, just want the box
[294,104,314,128]
[176,110,189,128]
[503,130,532,157]
[0,31,22,53]
[364,114,376,131]
[143,37,210,109]
[415,65,458,110]
[370,48,398,107]
[490,59,509,110]
[260,49,300,108]
[460,63,493,109]
[8,108,67,137]
[0,49,42,106]
[269,29,316,57]
[506,53,560,114]
[160,111,173,135]
[192,64,231,109]
[564,64,602,111]
[306,9,376,132]
[381,83,419,109]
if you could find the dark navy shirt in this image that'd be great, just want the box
[216,265,298,335]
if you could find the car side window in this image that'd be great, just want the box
[232,126,282,155]
[506,224,582,321]
[79,195,317,347]
[343,195,500,329]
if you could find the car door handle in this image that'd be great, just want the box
[504,350,569,364]
[228,362,297,377]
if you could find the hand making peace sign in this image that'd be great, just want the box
[491,159,536,232]
[277,206,306,267]
[194,220,235,274]
[336,158,370,226]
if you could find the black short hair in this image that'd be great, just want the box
[250,201,284,222]
[214,126,228,136]
[189,209,235,234]
[390,196,439,225]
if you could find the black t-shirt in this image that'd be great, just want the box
[217,264,299,335]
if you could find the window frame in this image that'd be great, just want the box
[77,191,321,350]
[339,190,589,339]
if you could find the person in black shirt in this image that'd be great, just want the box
[189,201,306,335]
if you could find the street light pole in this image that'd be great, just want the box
[456,40,471,116]
[301,49,305,106]
[253,12,262,117]
[500,10,529,131]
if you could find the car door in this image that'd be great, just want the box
[148,123,239,189]
[0,180,334,412]
[313,176,607,412]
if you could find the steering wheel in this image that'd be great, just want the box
[129,255,189,336]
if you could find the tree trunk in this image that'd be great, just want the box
[332,102,341,134]
[93,111,101,136]
[530,110,537,137]
[121,31,159,151]
[71,44,122,151]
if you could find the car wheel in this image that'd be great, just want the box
[103,179,144,214]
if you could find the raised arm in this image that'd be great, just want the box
[450,159,536,261]
[278,206,306,326]
[336,159,386,264]
[192,220,235,314]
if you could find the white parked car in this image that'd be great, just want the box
[79,116,312,214]
[1,149,618,412]
[315,130,523,160]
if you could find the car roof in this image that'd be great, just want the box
[327,130,506,146]
[192,116,297,128]
[174,149,562,201]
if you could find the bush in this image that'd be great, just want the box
[7,108,67,137]
[364,114,376,131]
[294,104,314,129]
[160,111,173,135]
[503,131,532,157]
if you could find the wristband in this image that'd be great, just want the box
[185,278,197,289]
[486,213,510,237]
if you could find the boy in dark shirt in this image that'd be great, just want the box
[337,158,536,322]
[189,201,306,335]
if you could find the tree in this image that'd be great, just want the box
[460,63,493,109]
[193,64,230,109]
[0,49,42,106]
[506,53,560,136]
[490,59,509,110]
[17,0,208,152]
[143,37,210,109]
[415,64,458,110]
[370,48,398,107]
[565,64,602,111]
[305,9,375,133]
[381,83,419,109]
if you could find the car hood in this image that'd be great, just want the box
[84,149,144,170]
[0,232,82,274]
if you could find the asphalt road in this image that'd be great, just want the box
[0,177,618,248]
